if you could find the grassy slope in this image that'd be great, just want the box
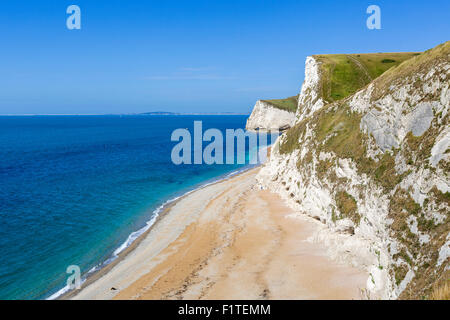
[261,96,298,113]
[313,52,420,102]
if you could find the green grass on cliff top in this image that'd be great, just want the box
[261,95,298,113]
[313,52,420,102]
[259,52,421,114]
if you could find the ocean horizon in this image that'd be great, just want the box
[0,113,251,116]
[0,115,260,299]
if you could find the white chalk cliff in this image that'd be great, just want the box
[295,56,326,122]
[253,42,450,299]
[246,100,296,131]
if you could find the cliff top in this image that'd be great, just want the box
[260,96,298,113]
[312,52,421,103]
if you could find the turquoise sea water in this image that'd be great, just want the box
[0,115,260,299]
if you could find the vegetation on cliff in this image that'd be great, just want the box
[313,52,419,102]
[261,95,298,113]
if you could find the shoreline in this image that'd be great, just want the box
[69,166,368,300]
[55,165,258,300]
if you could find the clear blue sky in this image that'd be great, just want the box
[0,0,448,114]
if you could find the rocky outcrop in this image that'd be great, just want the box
[295,56,326,122]
[256,42,450,299]
[246,100,296,131]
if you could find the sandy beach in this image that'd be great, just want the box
[71,168,368,300]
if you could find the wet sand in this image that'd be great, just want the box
[72,168,367,300]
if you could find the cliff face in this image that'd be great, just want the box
[256,42,450,299]
[246,100,296,131]
[295,56,326,122]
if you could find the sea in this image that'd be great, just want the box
[0,115,269,299]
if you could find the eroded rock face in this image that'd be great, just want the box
[296,56,325,122]
[256,46,450,300]
[246,100,295,131]
[431,128,450,168]
[359,102,435,151]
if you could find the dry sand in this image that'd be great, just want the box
[72,168,367,300]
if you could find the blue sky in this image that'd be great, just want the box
[0,0,448,114]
